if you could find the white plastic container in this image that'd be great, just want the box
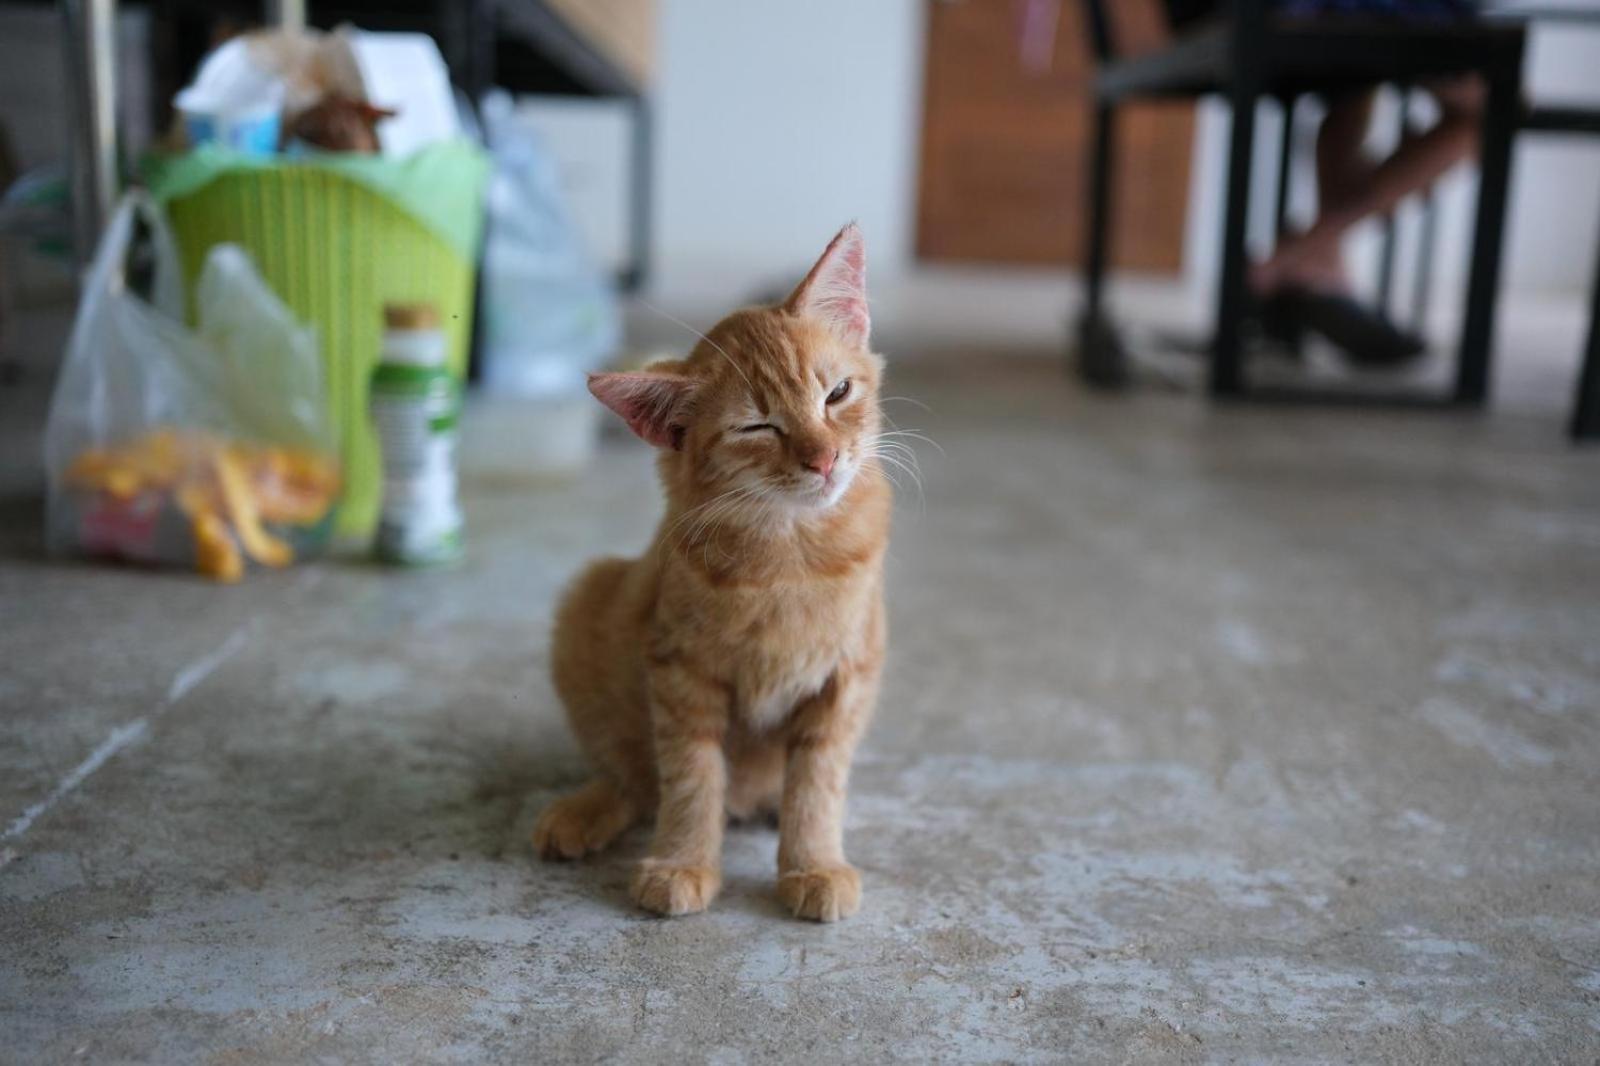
[460,392,602,483]
[176,93,282,155]
[173,38,286,156]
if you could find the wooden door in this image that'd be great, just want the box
[915,0,1195,272]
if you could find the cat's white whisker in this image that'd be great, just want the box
[636,297,758,396]
[677,476,781,558]
[867,449,925,513]
[861,459,924,517]
[862,460,902,491]
[702,485,779,566]
[874,428,945,458]
[868,436,922,459]
[673,495,750,556]
[682,490,756,552]
[865,438,925,480]
[879,395,933,413]
[662,483,755,551]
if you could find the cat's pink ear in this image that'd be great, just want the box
[587,371,697,449]
[785,222,869,347]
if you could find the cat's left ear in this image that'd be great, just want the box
[784,222,869,348]
[588,369,697,449]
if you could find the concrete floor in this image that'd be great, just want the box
[3,313,1600,1062]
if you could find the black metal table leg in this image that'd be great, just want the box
[1273,94,1295,239]
[1077,99,1127,387]
[1268,94,1307,361]
[1376,216,1398,317]
[1406,89,1439,333]
[1454,48,1524,406]
[1208,0,1270,397]
[1211,85,1260,397]
[1084,102,1113,331]
[1374,87,1411,318]
[453,0,495,385]
[1571,235,1600,441]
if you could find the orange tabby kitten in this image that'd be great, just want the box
[534,224,890,922]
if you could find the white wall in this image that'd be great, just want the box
[647,0,925,312]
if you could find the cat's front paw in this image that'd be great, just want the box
[532,803,592,861]
[777,864,861,922]
[631,859,721,916]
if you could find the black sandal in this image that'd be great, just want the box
[1259,288,1427,367]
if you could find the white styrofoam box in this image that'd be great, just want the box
[345,31,460,157]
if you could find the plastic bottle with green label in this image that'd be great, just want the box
[369,302,463,565]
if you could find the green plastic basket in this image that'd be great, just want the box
[146,142,489,540]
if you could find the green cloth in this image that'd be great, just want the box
[143,140,490,261]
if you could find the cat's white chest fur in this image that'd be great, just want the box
[727,580,863,731]
[737,645,838,730]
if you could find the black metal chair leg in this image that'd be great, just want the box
[1406,89,1438,333]
[1273,95,1295,238]
[1211,87,1259,397]
[1376,215,1398,317]
[1266,95,1307,360]
[1084,103,1113,328]
[1078,100,1127,387]
[1412,190,1438,333]
[615,95,653,293]
[1454,57,1522,406]
[1375,87,1411,318]
[1571,237,1600,441]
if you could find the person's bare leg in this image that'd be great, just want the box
[1316,91,1378,213]
[1253,91,1374,295]
[1254,76,1485,296]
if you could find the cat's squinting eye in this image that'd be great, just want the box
[739,423,779,434]
[826,380,851,405]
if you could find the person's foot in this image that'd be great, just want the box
[1249,224,1424,365]
[1251,227,1351,298]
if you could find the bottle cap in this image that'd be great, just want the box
[383,302,440,330]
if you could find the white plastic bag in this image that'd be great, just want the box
[194,244,328,452]
[44,193,340,581]
[479,90,620,398]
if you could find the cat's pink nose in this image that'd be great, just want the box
[803,449,837,479]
